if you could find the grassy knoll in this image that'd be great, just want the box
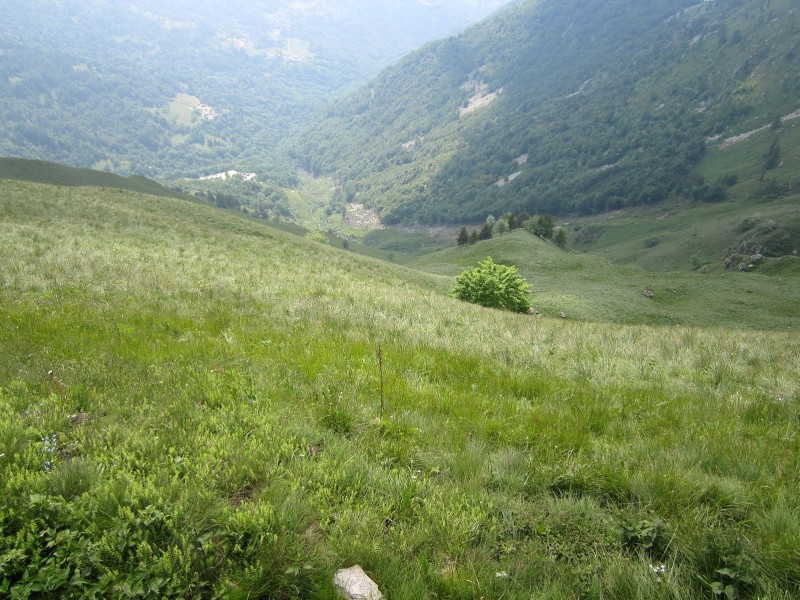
[1,180,799,598]
[411,229,800,330]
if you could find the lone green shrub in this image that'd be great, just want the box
[452,257,531,313]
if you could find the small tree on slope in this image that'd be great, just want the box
[452,257,531,313]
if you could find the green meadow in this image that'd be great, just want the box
[566,189,800,274]
[411,229,800,330]
[1,179,799,598]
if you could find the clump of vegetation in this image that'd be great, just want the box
[525,215,555,239]
[691,253,712,270]
[452,257,531,313]
[493,218,510,237]
[573,223,605,244]
[737,215,760,233]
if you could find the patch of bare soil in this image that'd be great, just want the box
[459,77,502,117]
[346,204,384,230]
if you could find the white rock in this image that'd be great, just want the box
[333,565,384,600]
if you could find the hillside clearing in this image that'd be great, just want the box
[459,78,503,116]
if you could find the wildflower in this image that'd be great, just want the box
[41,435,58,454]
[650,564,667,575]
[40,435,58,471]
[650,564,667,583]
[495,571,510,579]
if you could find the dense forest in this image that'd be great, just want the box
[289,0,800,224]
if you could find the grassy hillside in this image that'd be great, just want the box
[569,107,800,271]
[568,193,800,272]
[1,180,799,598]
[0,157,184,198]
[411,229,800,330]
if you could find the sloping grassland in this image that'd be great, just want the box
[1,180,799,598]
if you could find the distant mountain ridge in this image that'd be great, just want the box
[289,0,800,225]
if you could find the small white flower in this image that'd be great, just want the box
[649,564,667,577]
[495,571,509,579]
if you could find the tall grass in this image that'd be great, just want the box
[1,180,798,598]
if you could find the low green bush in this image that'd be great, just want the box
[452,257,531,313]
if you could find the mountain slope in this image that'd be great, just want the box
[290,0,800,225]
[410,228,800,329]
[2,178,800,598]
[0,0,505,180]
[0,157,183,198]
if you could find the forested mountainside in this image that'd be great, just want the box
[290,0,800,225]
[0,0,505,181]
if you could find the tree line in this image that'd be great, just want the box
[456,212,567,248]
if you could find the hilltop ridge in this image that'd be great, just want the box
[0,157,183,198]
